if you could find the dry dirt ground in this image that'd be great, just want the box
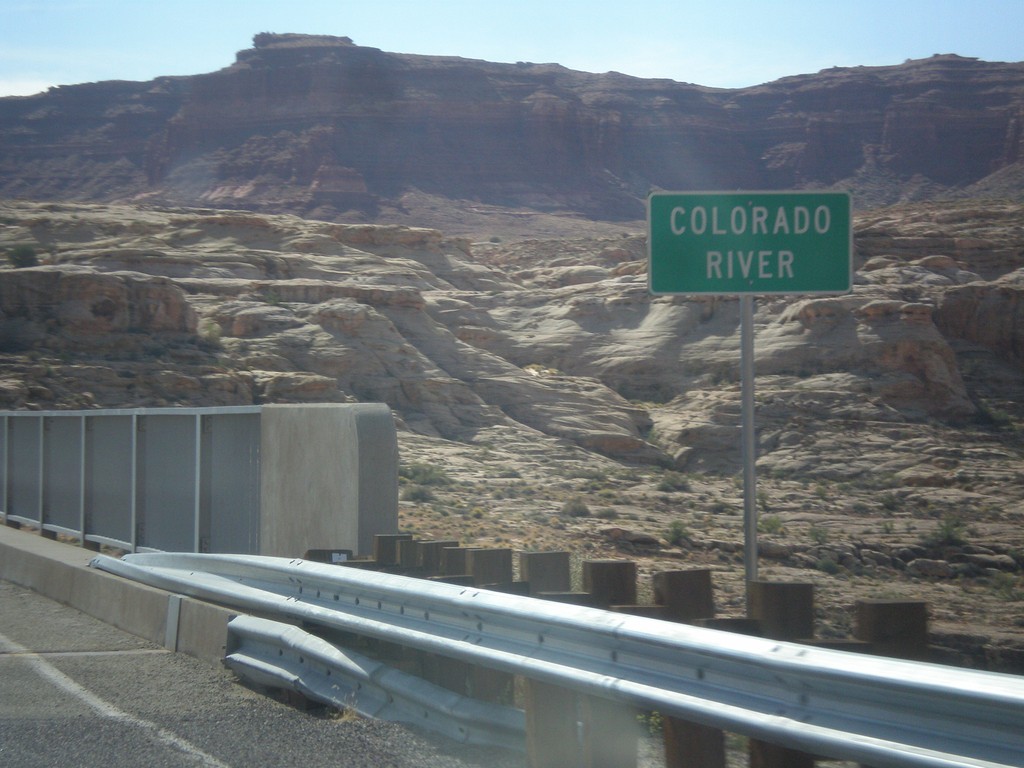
[394,419,1024,674]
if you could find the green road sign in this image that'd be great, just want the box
[648,191,852,295]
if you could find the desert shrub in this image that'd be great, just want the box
[400,485,435,503]
[990,572,1023,602]
[637,710,663,736]
[657,471,691,493]
[879,493,900,512]
[921,514,968,548]
[665,519,690,546]
[809,524,830,544]
[561,496,590,517]
[399,462,451,486]
[6,244,38,268]
[816,557,840,575]
[758,514,785,535]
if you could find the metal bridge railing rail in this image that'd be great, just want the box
[91,551,1024,768]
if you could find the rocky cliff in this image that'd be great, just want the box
[2,198,1022,463]
[2,34,1024,225]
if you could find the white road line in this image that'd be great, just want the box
[0,631,232,768]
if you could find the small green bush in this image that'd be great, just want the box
[990,572,1023,602]
[399,463,451,486]
[657,471,691,493]
[561,496,590,517]
[809,524,829,545]
[816,557,840,575]
[921,514,968,548]
[665,520,690,546]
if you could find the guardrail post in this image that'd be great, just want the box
[373,533,412,567]
[524,679,580,768]
[653,569,715,622]
[419,539,459,575]
[656,568,724,768]
[664,719,725,768]
[854,599,929,660]
[749,742,814,768]
[520,550,571,594]
[467,547,513,587]
[747,581,816,768]
[852,600,929,768]
[582,694,639,768]
[441,545,470,576]
[746,580,814,641]
[397,537,422,570]
[583,559,637,608]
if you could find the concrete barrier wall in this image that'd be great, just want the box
[259,403,398,557]
[1,404,398,557]
[0,524,236,664]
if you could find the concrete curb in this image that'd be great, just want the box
[0,524,237,664]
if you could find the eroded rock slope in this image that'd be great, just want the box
[3,198,1024,668]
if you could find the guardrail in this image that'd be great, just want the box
[0,404,397,556]
[91,551,1024,768]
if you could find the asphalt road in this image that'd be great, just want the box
[0,581,524,768]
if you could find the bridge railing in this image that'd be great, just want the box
[0,404,397,556]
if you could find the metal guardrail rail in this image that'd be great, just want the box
[91,552,1024,768]
[225,614,526,749]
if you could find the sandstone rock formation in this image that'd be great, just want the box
[2,196,1024,670]
[1,36,1023,227]
[2,198,1022,469]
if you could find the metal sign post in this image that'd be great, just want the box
[740,294,757,584]
[647,190,852,592]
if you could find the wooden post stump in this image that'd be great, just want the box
[418,539,459,575]
[520,550,571,595]
[537,591,600,607]
[747,580,814,641]
[854,599,929,660]
[663,718,725,768]
[467,547,513,586]
[653,569,715,622]
[659,568,725,768]
[747,581,816,767]
[695,617,762,636]
[749,741,815,768]
[397,537,422,570]
[583,559,637,608]
[471,665,514,704]
[440,546,469,576]
[373,533,412,567]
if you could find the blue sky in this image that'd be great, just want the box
[2,0,1022,96]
